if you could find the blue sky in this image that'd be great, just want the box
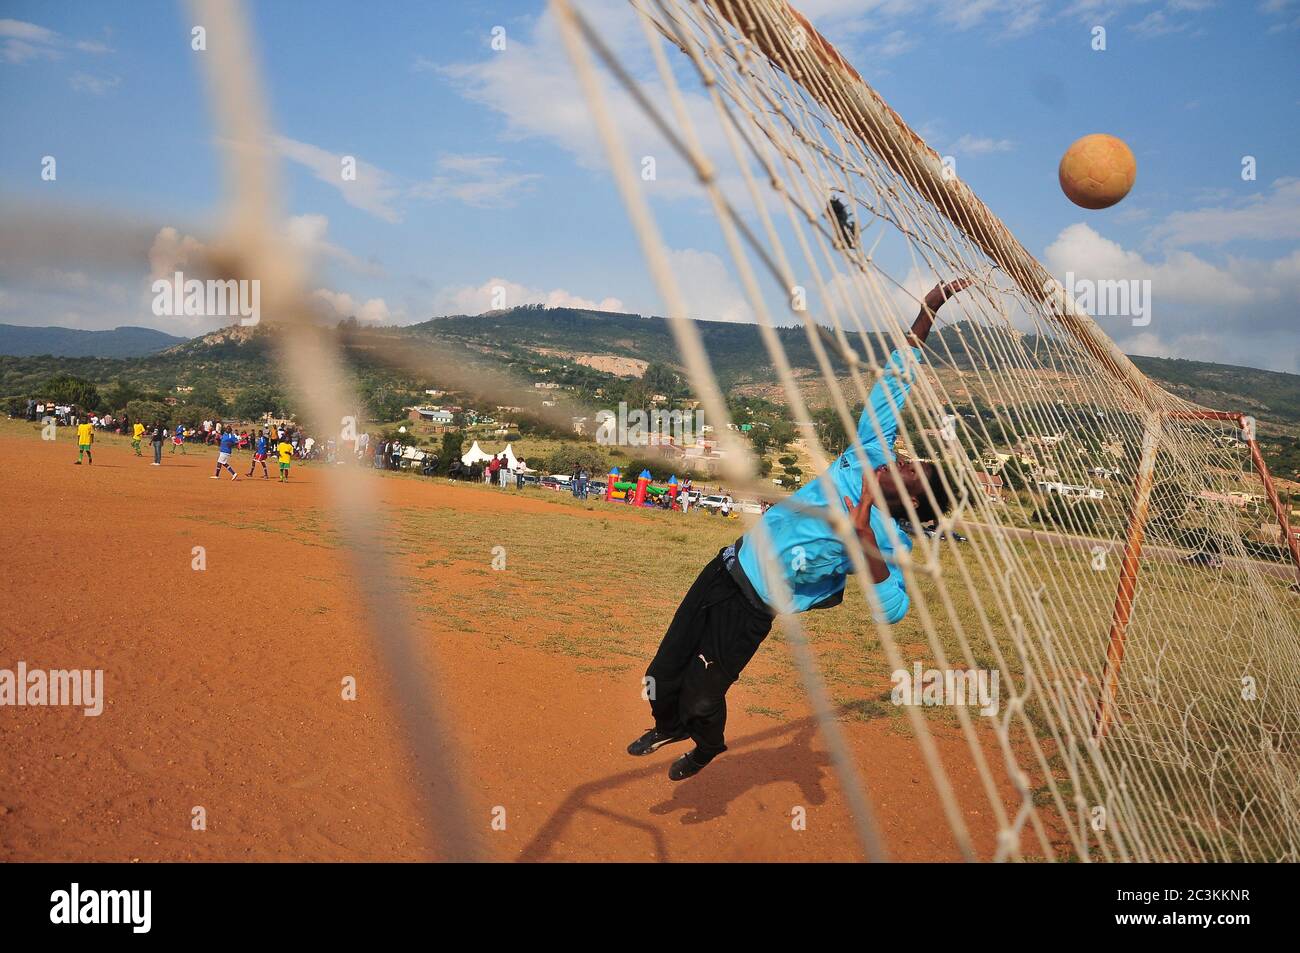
[1,0,1297,371]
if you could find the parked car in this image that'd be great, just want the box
[587,480,607,496]
[736,499,763,515]
[699,494,731,513]
[1183,550,1224,569]
[517,473,540,488]
[897,519,936,539]
[539,476,562,490]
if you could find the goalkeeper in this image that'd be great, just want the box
[628,278,971,781]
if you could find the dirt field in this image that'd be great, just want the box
[0,420,1042,862]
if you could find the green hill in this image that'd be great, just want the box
[3,309,1297,435]
[0,324,187,358]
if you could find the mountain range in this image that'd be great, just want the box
[2,308,1297,429]
[0,324,187,358]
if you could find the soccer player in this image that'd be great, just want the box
[131,420,146,457]
[276,437,293,482]
[628,278,971,781]
[247,431,270,479]
[212,429,239,480]
[150,421,166,465]
[74,417,94,465]
[171,423,185,454]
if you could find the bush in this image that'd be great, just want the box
[232,384,284,420]
[440,431,464,462]
[546,444,606,476]
[125,399,172,427]
[184,382,229,416]
[39,374,100,411]
[778,454,798,467]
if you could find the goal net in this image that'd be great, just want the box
[555,0,1300,861]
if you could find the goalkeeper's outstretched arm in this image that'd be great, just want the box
[906,278,972,349]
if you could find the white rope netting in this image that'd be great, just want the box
[555,0,1300,862]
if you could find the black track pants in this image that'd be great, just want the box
[645,551,773,762]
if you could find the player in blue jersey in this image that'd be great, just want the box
[628,278,971,781]
[212,429,240,481]
[247,431,270,479]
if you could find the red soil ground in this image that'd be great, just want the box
[0,429,1040,862]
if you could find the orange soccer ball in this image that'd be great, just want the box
[1058,133,1137,210]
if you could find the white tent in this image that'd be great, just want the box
[462,440,531,472]
[460,440,494,466]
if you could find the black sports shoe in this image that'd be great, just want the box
[627,727,689,757]
[668,749,710,781]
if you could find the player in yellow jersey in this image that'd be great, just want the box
[277,439,293,482]
[131,420,145,456]
[75,418,94,465]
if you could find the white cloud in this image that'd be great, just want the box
[285,213,384,276]
[431,277,625,316]
[0,19,57,43]
[1043,221,1300,372]
[1146,177,1300,249]
[868,30,918,58]
[69,72,120,96]
[148,226,209,281]
[274,137,540,220]
[0,18,112,64]
[438,2,731,202]
[951,134,1015,156]
[663,249,754,324]
[274,136,404,224]
[410,154,541,208]
[311,288,398,324]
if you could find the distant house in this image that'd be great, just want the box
[974,471,1005,501]
[408,407,455,425]
[1038,481,1104,501]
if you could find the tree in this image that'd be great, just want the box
[39,374,100,411]
[546,444,606,475]
[101,380,148,413]
[440,430,464,464]
[233,384,283,421]
[178,405,221,428]
[812,405,850,456]
[183,382,229,416]
[1000,457,1034,492]
[643,361,680,397]
[125,399,171,427]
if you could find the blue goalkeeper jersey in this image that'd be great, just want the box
[736,347,920,623]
